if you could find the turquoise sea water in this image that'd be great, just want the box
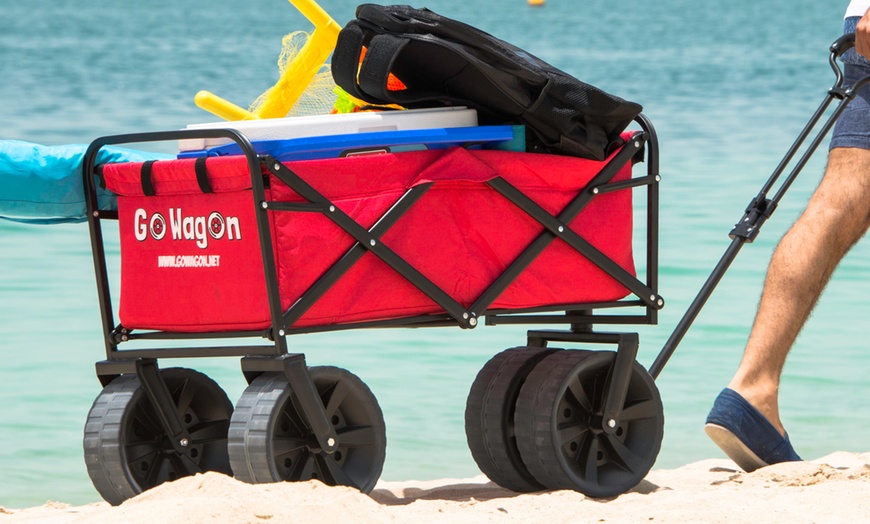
[1,0,868,508]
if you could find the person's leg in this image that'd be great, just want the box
[706,146,870,472]
[706,16,870,472]
[730,146,870,427]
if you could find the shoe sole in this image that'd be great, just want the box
[704,423,768,473]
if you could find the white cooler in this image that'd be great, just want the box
[178,107,479,152]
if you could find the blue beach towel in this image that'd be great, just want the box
[0,140,171,224]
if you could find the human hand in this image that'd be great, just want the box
[857,8,870,59]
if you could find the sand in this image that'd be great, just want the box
[2,452,869,523]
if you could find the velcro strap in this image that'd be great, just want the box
[140,160,156,196]
[357,33,409,103]
[332,23,372,102]
[194,156,213,194]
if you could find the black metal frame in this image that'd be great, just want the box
[83,116,661,359]
[81,114,661,453]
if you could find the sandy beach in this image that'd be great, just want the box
[2,452,868,523]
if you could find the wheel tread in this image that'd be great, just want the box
[465,347,557,492]
[514,350,664,497]
[516,351,583,490]
[84,369,232,505]
[228,367,386,493]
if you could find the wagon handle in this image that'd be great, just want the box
[649,33,870,379]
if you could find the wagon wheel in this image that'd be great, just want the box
[464,346,561,492]
[514,350,663,497]
[83,368,233,505]
[228,366,386,493]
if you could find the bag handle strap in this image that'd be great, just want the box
[333,20,445,106]
[138,158,213,196]
[331,23,375,102]
[356,33,451,105]
[194,156,213,194]
[140,160,156,196]
[357,33,411,103]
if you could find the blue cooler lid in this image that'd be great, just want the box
[177,125,521,160]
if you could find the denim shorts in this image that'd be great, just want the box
[831,17,870,150]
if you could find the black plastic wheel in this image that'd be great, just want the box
[83,368,233,505]
[228,366,386,493]
[514,350,663,497]
[464,346,560,492]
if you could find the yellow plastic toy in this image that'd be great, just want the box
[195,0,342,120]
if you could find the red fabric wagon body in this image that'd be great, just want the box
[101,144,636,333]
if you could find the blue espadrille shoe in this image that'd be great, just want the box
[705,388,801,472]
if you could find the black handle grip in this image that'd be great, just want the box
[831,32,856,58]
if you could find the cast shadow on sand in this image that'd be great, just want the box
[369,479,662,506]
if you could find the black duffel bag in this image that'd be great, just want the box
[332,4,642,160]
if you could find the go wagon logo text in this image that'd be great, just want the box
[133,208,243,249]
